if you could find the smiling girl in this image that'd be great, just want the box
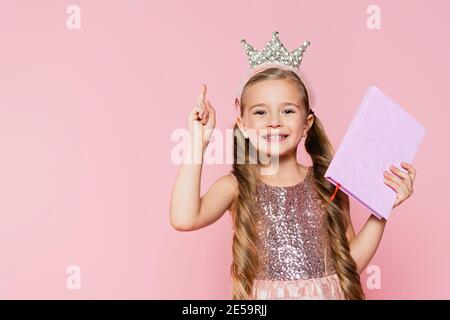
[169,32,416,300]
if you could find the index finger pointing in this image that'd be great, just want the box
[197,84,207,105]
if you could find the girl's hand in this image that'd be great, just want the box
[187,84,216,149]
[383,162,417,208]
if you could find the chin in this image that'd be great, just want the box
[256,144,290,159]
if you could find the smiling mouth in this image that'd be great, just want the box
[263,134,289,142]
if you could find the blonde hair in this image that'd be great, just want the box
[229,67,365,300]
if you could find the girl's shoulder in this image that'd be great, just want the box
[208,173,239,200]
[223,173,239,197]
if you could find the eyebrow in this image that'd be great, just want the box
[250,102,300,110]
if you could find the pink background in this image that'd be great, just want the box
[0,0,449,299]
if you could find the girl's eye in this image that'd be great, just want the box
[253,109,295,115]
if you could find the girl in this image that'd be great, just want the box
[169,34,416,300]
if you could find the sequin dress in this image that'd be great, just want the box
[252,166,346,300]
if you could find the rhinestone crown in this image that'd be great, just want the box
[240,31,310,70]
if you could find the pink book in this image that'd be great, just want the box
[324,86,426,220]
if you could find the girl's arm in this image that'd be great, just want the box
[341,200,387,274]
[169,150,238,231]
[348,212,387,274]
[169,84,238,231]
[344,162,416,274]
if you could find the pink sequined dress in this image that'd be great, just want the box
[252,166,346,300]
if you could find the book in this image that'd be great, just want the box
[324,86,426,220]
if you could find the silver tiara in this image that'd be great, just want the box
[240,31,311,70]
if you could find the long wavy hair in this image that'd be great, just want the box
[229,67,365,300]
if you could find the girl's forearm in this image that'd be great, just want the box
[349,214,387,274]
[169,141,206,229]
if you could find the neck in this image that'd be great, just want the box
[259,149,307,183]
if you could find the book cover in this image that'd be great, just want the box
[324,86,426,220]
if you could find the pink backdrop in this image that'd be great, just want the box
[0,0,448,299]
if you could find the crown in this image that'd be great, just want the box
[240,31,310,70]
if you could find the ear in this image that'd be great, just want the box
[235,98,249,138]
[235,116,248,138]
[303,114,315,137]
[235,97,240,110]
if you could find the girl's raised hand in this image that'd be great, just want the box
[187,84,216,149]
[383,162,417,208]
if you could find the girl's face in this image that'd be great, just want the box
[237,78,314,158]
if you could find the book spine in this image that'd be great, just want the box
[327,176,385,219]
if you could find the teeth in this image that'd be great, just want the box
[265,135,287,140]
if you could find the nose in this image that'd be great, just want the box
[267,114,282,128]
